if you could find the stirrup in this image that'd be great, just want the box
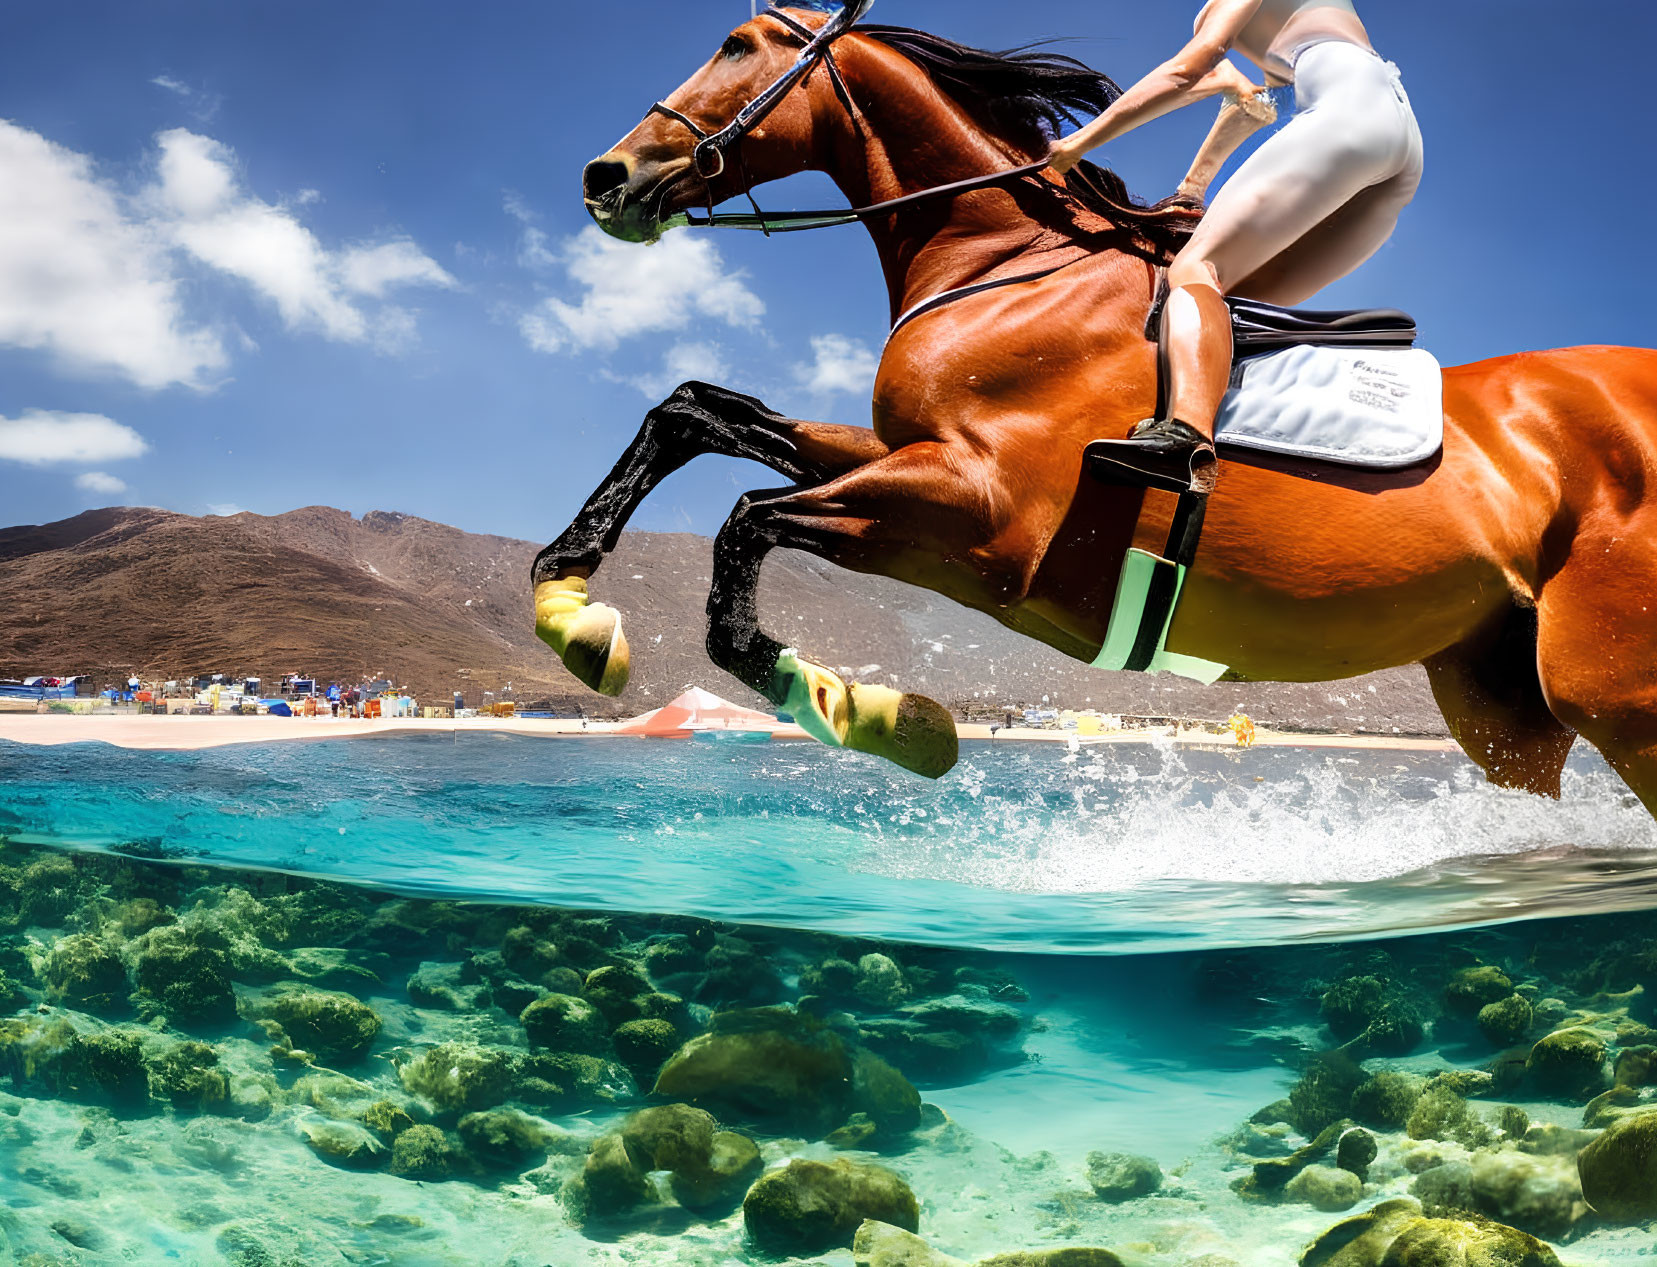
[1085,418,1217,495]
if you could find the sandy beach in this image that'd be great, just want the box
[0,712,1458,753]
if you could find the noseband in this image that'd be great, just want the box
[648,1,871,183]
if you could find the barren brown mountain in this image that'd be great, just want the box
[0,506,1444,731]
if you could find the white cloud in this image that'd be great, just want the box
[795,333,880,395]
[0,410,149,466]
[622,341,730,399]
[148,129,455,349]
[519,227,763,354]
[150,75,220,122]
[0,120,226,388]
[75,470,128,494]
[340,240,458,298]
[205,503,246,517]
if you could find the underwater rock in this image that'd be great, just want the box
[1084,1152,1162,1202]
[0,1017,148,1107]
[363,1098,417,1142]
[1526,1027,1607,1099]
[1577,1108,1657,1220]
[1468,1147,1586,1239]
[18,854,83,926]
[694,938,784,1007]
[1246,1122,1347,1194]
[571,1131,654,1220]
[518,992,608,1054]
[133,927,236,1023]
[1406,1086,1489,1147]
[43,934,128,1011]
[389,1123,465,1180]
[1444,966,1515,1017]
[301,1118,388,1170]
[855,953,911,1011]
[1298,1198,1561,1267]
[643,935,704,981]
[829,1112,880,1149]
[1517,1122,1598,1156]
[398,1042,516,1115]
[110,896,176,937]
[146,1040,230,1112]
[1286,1164,1363,1212]
[0,970,27,1013]
[977,1255,1126,1267]
[654,1007,920,1138]
[457,1107,556,1169]
[612,1017,680,1084]
[500,926,561,978]
[1614,1044,1657,1088]
[406,962,478,1010]
[1336,1127,1377,1180]
[743,1158,920,1254]
[1477,995,1533,1048]
[1583,1083,1645,1128]
[853,1220,966,1267]
[582,963,652,1026]
[1288,1052,1366,1137]
[1413,1161,1476,1217]
[286,946,386,992]
[1320,975,1424,1055]
[615,1102,761,1212]
[673,1129,764,1212]
[262,989,382,1064]
[516,1050,634,1110]
[1498,1106,1530,1140]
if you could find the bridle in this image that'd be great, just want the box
[645,0,1054,235]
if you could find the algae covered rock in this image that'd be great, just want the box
[1477,995,1533,1048]
[1351,1071,1428,1130]
[1084,1151,1162,1202]
[571,1131,654,1220]
[744,1158,920,1254]
[1577,1107,1657,1221]
[146,1041,230,1112]
[302,1117,387,1170]
[263,989,381,1063]
[612,1017,680,1083]
[134,927,236,1023]
[398,1042,516,1114]
[853,1220,966,1267]
[654,1007,920,1138]
[1526,1027,1607,1098]
[456,1108,555,1169]
[1320,975,1424,1055]
[615,1103,763,1213]
[0,1017,148,1106]
[673,1128,763,1212]
[44,934,128,1011]
[389,1123,464,1180]
[1286,1164,1363,1212]
[518,992,608,1054]
[1413,1161,1476,1217]
[1289,1052,1366,1137]
[582,964,652,1025]
[854,953,911,1011]
[1468,1147,1585,1239]
[1297,1197,1561,1267]
[1444,967,1514,1017]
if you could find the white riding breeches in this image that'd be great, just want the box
[1183,41,1426,304]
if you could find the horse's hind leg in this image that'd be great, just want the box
[1422,604,1576,797]
[531,381,887,695]
[1533,533,1657,816]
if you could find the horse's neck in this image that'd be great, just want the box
[823,46,1098,322]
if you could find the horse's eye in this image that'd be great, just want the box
[720,35,748,61]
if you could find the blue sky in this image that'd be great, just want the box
[1,1,1651,542]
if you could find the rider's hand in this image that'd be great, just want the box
[1047,140,1082,176]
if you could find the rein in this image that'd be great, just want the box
[648,0,1056,235]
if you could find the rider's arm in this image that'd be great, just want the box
[1050,0,1266,174]
[1177,72,1278,201]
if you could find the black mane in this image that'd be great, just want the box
[854,23,1198,257]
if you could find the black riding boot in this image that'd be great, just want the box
[1085,417,1217,495]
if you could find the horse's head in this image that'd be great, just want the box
[583,6,855,243]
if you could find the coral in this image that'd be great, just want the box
[263,990,382,1064]
[743,1158,920,1254]
[518,992,608,1053]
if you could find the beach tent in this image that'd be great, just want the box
[614,687,777,738]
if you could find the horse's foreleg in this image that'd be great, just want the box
[532,381,887,695]
[705,443,1044,778]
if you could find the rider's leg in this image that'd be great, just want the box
[1091,46,1423,492]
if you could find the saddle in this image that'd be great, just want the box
[1085,289,1442,684]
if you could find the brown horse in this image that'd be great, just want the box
[532,7,1657,817]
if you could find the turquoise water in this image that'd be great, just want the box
[3,735,1655,951]
[4,735,1657,1265]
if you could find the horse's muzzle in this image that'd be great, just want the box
[583,151,676,244]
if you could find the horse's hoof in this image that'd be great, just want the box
[535,578,631,696]
[562,604,631,696]
[846,683,958,779]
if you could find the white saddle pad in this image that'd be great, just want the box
[1214,344,1444,468]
